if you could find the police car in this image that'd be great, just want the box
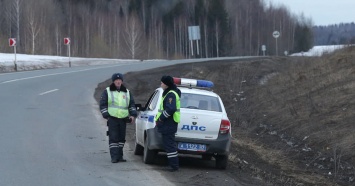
[134,78,231,169]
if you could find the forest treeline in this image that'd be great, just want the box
[313,23,355,46]
[0,0,314,59]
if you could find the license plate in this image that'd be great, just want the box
[178,142,206,152]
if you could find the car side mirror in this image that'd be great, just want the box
[135,104,142,111]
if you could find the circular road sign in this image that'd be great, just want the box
[272,31,280,38]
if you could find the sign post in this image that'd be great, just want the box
[64,37,71,67]
[9,38,17,71]
[188,26,201,58]
[272,31,280,56]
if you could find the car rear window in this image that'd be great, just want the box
[180,93,222,112]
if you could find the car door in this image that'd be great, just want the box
[136,89,161,145]
[144,89,161,129]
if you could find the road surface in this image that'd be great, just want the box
[0,58,246,186]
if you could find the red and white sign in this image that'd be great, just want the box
[64,37,70,45]
[9,38,16,47]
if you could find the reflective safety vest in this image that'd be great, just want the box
[155,90,180,123]
[106,87,130,118]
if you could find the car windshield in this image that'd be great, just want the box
[180,93,222,112]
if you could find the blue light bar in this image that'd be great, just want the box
[196,80,214,88]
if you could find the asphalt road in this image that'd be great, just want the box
[0,58,247,186]
[0,60,180,186]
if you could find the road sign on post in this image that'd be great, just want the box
[9,38,16,46]
[261,45,266,56]
[272,31,280,38]
[272,31,280,56]
[188,26,201,57]
[64,37,71,67]
[64,38,70,45]
[9,38,17,71]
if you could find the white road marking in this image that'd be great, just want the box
[0,64,126,84]
[39,89,59,96]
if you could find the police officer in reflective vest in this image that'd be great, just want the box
[155,75,181,172]
[100,73,137,163]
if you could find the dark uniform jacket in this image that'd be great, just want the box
[156,85,181,134]
[100,83,137,119]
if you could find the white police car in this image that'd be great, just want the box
[134,78,231,169]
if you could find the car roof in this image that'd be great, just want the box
[155,87,219,97]
[178,87,219,97]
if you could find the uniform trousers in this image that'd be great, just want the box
[107,117,126,161]
[162,132,179,169]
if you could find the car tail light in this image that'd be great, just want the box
[219,119,230,134]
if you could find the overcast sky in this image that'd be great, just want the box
[264,0,355,25]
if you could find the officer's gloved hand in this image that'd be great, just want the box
[102,112,110,119]
[129,116,135,124]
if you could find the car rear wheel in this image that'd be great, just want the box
[134,142,144,155]
[215,154,228,169]
[143,137,157,164]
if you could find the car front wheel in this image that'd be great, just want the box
[143,136,157,164]
[134,142,144,155]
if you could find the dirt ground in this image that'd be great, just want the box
[94,47,355,186]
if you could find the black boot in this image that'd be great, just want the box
[109,144,119,163]
[118,158,127,162]
[111,159,118,163]
[118,147,127,162]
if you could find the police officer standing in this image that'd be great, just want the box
[100,73,137,163]
[155,75,181,172]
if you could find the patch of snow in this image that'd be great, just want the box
[291,45,347,56]
[0,53,148,72]
[0,44,350,73]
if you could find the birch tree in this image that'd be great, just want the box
[26,5,42,54]
[215,20,220,57]
[123,13,143,59]
[4,0,22,47]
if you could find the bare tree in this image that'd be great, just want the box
[78,5,91,56]
[123,13,143,59]
[4,0,22,47]
[55,24,61,56]
[0,0,312,58]
[215,20,220,57]
[26,6,42,54]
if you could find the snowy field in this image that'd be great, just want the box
[290,45,347,56]
[0,45,348,73]
[0,53,143,72]
[0,53,143,64]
